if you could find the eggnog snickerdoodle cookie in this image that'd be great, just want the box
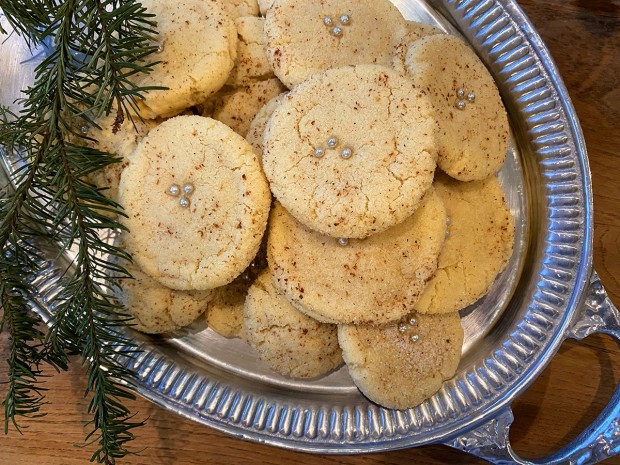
[392,21,444,74]
[205,279,250,339]
[414,172,514,314]
[117,260,213,335]
[227,17,274,86]
[264,0,408,88]
[224,0,260,18]
[404,34,509,181]
[206,237,268,338]
[86,111,159,203]
[119,115,271,291]
[262,64,437,239]
[211,78,286,137]
[244,270,343,378]
[268,189,446,325]
[245,92,287,160]
[338,311,463,409]
[133,0,237,118]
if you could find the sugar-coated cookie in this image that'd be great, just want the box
[392,21,444,74]
[206,240,268,339]
[263,64,437,239]
[264,0,407,88]
[117,260,212,334]
[268,189,446,325]
[227,17,274,86]
[244,270,343,378]
[86,110,158,203]
[245,92,287,160]
[205,278,249,338]
[119,115,271,291]
[404,34,509,181]
[224,0,260,18]
[338,311,463,409]
[414,173,514,314]
[211,78,286,137]
[133,0,237,118]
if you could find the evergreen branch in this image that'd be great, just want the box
[51,103,139,462]
[0,270,47,435]
[0,123,63,431]
[0,0,161,461]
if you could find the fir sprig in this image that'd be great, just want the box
[0,254,48,435]
[0,116,63,433]
[0,1,160,462]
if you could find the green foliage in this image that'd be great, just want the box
[0,1,160,462]
[1,247,49,435]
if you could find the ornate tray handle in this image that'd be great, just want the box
[447,272,620,465]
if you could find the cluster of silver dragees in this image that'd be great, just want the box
[167,183,195,208]
[323,13,351,37]
[314,136,353,160]
[399,317,420,342]
[455,87,476,110]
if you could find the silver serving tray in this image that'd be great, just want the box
[2,1,620,463]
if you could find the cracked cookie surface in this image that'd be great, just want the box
[119,115,271,291]
[414,172,514,314]
[404,34,509,181]
[264,0,407,89]
[268,190,446,325]
[133,0,237,118]
[244,270,343,378]
[338,311,463,409]
[227,17,273,86]
[262,64,437,239]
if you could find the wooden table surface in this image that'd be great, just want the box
[1,0,620,464]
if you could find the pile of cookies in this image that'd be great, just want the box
[85,0,515,410]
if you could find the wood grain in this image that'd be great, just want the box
[1,1,619,464]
